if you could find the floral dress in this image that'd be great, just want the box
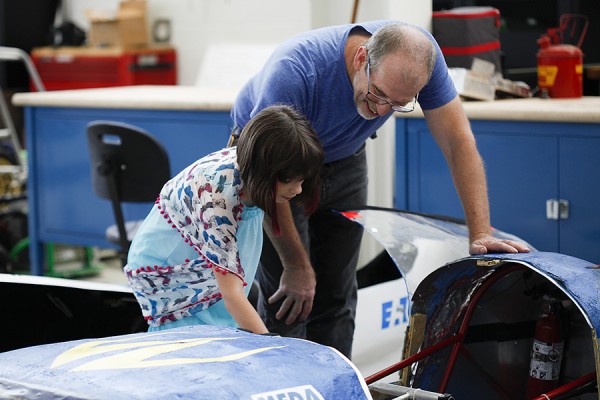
[124,148,264,330]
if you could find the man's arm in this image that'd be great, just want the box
[423,96,530,254]
[263,201,316,324]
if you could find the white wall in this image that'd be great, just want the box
[65,0,430,90]
[65,0,432,263]
[65,0,312,85]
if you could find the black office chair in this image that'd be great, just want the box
[87,121,171,266]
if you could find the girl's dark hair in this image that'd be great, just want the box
[237,105,324,234]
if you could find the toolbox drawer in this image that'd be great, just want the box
[31,46,177,90]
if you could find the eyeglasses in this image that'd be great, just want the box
[366,58,418,113]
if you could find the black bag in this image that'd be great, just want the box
[432,7,502,72]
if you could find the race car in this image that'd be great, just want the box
[1,208,597,399]
[0,323,371,399]
[345,208,599,400]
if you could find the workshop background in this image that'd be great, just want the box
[1,1,599,392]
[1,0,599,270]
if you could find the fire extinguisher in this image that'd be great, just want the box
[525,304,564,399]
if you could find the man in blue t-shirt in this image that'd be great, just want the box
[231,20,530,358]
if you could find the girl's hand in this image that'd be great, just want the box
[214,266,269,334]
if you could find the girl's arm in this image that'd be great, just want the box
[213,267,269,334]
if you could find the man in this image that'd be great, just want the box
[231,20,530,358]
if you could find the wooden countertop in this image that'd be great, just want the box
[403,96,600,123]
[12,85,238,112]
[31,46,175,57]
[12,85,600,123]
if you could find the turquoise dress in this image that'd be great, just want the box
[124,148,264,330]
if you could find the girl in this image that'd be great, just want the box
[124,105,324,334]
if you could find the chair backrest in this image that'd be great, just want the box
[86,121,171,257]
[87,121,171,204]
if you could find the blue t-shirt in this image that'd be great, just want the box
[232,20,457,163]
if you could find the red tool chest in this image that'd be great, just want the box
[31,46,177,90]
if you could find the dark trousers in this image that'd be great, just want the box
[257,145,368,358]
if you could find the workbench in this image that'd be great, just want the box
[396,96,600,263]
[13,87,600,275]
[13,86,237,275]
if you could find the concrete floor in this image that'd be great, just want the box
[79,257,128,285]
[47,247,129,286]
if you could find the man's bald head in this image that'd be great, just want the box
[365,24,437,86]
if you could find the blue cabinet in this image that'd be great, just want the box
[25,106,232,275]
[396,118,600,263]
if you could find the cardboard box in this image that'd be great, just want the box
[449,58,532,100]
[87,0,148,49]
[449,68,496,101]
[448,58,496,101]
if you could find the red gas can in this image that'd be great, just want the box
[537,36,583,98]
[537,14,588,99]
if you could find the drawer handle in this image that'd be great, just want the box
[546,199,569,220]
